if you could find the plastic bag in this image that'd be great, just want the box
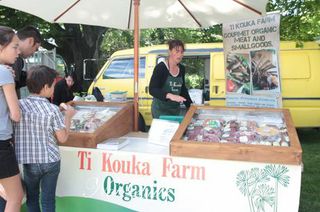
[92,87,104,102]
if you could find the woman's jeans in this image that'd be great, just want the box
[23,161,60,212]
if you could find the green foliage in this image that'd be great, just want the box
[267,0,320,42]
[183,57,206,89]
[0,6,42,28]
[140,26,223,45]
[100,26,223,58]
[100,29,134,58]
[185,74,203,89]
[0,6,56,49]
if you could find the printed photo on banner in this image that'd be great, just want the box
[226,53,250,94]
[251,49,280,93]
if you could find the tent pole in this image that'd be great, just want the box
[133,0,140,131]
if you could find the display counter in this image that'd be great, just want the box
[171,105,302,165]
[60,101,133,148]
[55,132,302,212]
[54,106,302,211]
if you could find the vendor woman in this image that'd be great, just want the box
[149,39,192,118]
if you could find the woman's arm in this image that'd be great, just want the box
[149,63,168,101]
[52,81,63,105]
[3,83,20,122]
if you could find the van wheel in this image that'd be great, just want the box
[138,113,146,132]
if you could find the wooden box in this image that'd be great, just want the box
[60,101,133,148]
[170,105,302,165]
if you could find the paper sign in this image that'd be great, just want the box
[148,119,180,146]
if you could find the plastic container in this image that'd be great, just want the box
[110,91,127,102]
[159,115,184,123]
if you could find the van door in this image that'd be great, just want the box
[209,52,226,106]
[142,54,158,125]
[280,49,320,127]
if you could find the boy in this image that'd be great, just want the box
[14,65,75,212]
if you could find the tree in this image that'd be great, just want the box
[52,24,106,77]
[266,0,320,42]
[0,6,107,86]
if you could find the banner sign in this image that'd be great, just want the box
[223,13,281,108]
[56,146,301,212]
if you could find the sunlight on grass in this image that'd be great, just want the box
[297,128,320,212]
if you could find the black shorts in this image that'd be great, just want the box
[0,139,20,179]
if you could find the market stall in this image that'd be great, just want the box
[55,105,302,212]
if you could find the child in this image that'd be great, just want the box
[14,65,75,212]
[0,25,24,212]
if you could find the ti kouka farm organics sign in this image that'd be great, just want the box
[56,147,302,212]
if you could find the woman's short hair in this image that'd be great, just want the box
[167,39,185,52]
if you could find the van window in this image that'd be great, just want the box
[182,56,210,89]
[103,57,145,79]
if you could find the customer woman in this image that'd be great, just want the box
[52,71,82,106]
[0,26,24,212]
[149,39,192,118]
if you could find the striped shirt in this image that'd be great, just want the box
[14,96,65,164]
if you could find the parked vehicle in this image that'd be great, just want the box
[88,41,320,127]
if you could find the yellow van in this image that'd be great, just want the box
[88,41,320,127]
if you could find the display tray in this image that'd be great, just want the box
[60,101,133,148]
[170,105,302,165]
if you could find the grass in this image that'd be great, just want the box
[298,128,320,212]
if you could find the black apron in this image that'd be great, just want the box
[152,74,183,118]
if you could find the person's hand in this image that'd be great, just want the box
[6,66,15,78]
[60,103,76,118]
[166,93,186,103]
[59,103,67,111]
[65,106,76,118]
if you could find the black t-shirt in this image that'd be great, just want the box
[149,61,192,108]
[52,79,82,106]
[11,57,26,89]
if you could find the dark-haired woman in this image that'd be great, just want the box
[0,26,24,212]
[52,71,82,106]
[149,39,192,118]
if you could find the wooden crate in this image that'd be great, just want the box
[170,105,302,165]
[60,101,133,148]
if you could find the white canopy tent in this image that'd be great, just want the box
[0,0,268,130]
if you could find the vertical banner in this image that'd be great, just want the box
[223,13,281,108]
